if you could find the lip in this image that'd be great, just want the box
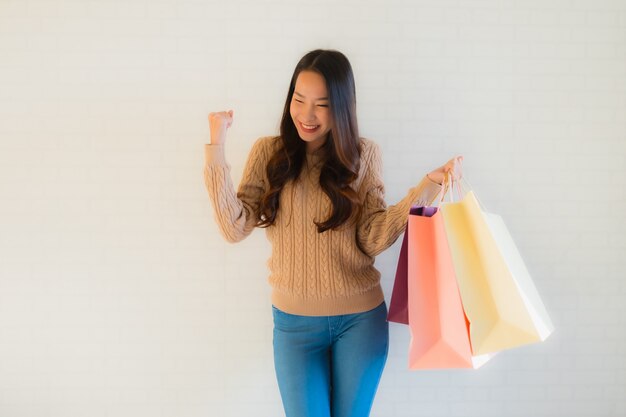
[299,121,320,133]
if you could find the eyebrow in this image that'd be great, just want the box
[294,91,329,100]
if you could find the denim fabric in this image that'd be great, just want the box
[272,301,389,417]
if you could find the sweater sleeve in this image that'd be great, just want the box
[203,136,270,243]
[355,141,443,257]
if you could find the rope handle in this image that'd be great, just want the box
[434,172,488,212]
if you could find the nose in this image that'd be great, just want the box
[303,103,317,121]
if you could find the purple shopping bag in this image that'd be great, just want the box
[387,206,439,324]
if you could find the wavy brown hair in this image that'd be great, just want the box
[257,49,362,233]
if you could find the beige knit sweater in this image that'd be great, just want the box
[203,136,443,316]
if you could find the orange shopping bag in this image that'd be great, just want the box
[405,203,493,369]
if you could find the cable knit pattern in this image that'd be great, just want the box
[203,135,443,316]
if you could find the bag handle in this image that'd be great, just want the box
[453,175,490,212]
[438,172,489,212]
[435,171,462,207]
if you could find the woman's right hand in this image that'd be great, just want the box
[208,110,234,145]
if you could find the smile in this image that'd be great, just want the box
[299,121,320,132]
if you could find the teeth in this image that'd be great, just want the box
[302,123,319,129]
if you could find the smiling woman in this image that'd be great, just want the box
[203,48,462,417]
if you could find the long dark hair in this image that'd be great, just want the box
[257,49,362,233]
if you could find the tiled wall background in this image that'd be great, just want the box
[0,0,624,416]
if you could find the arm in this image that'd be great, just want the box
[356,141,443,257]
[203,137,270,243]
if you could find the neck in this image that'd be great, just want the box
[306,136,327,153]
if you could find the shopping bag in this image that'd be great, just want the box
[406,205,493,369]
[387,209,412,325]
[387,206,430,325]
[440,183,554,355]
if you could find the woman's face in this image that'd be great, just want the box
[290,70,333,152]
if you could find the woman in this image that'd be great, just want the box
[203,49,462,417]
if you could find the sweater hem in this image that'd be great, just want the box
[271,285,385,316]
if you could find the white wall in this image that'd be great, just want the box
[0,0,624,416]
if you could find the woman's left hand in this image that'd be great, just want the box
[427,155,464,185]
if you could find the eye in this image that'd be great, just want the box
[317,104,328,108]
[294,98,303,103]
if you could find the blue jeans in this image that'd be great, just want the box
[272,301,389,417]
